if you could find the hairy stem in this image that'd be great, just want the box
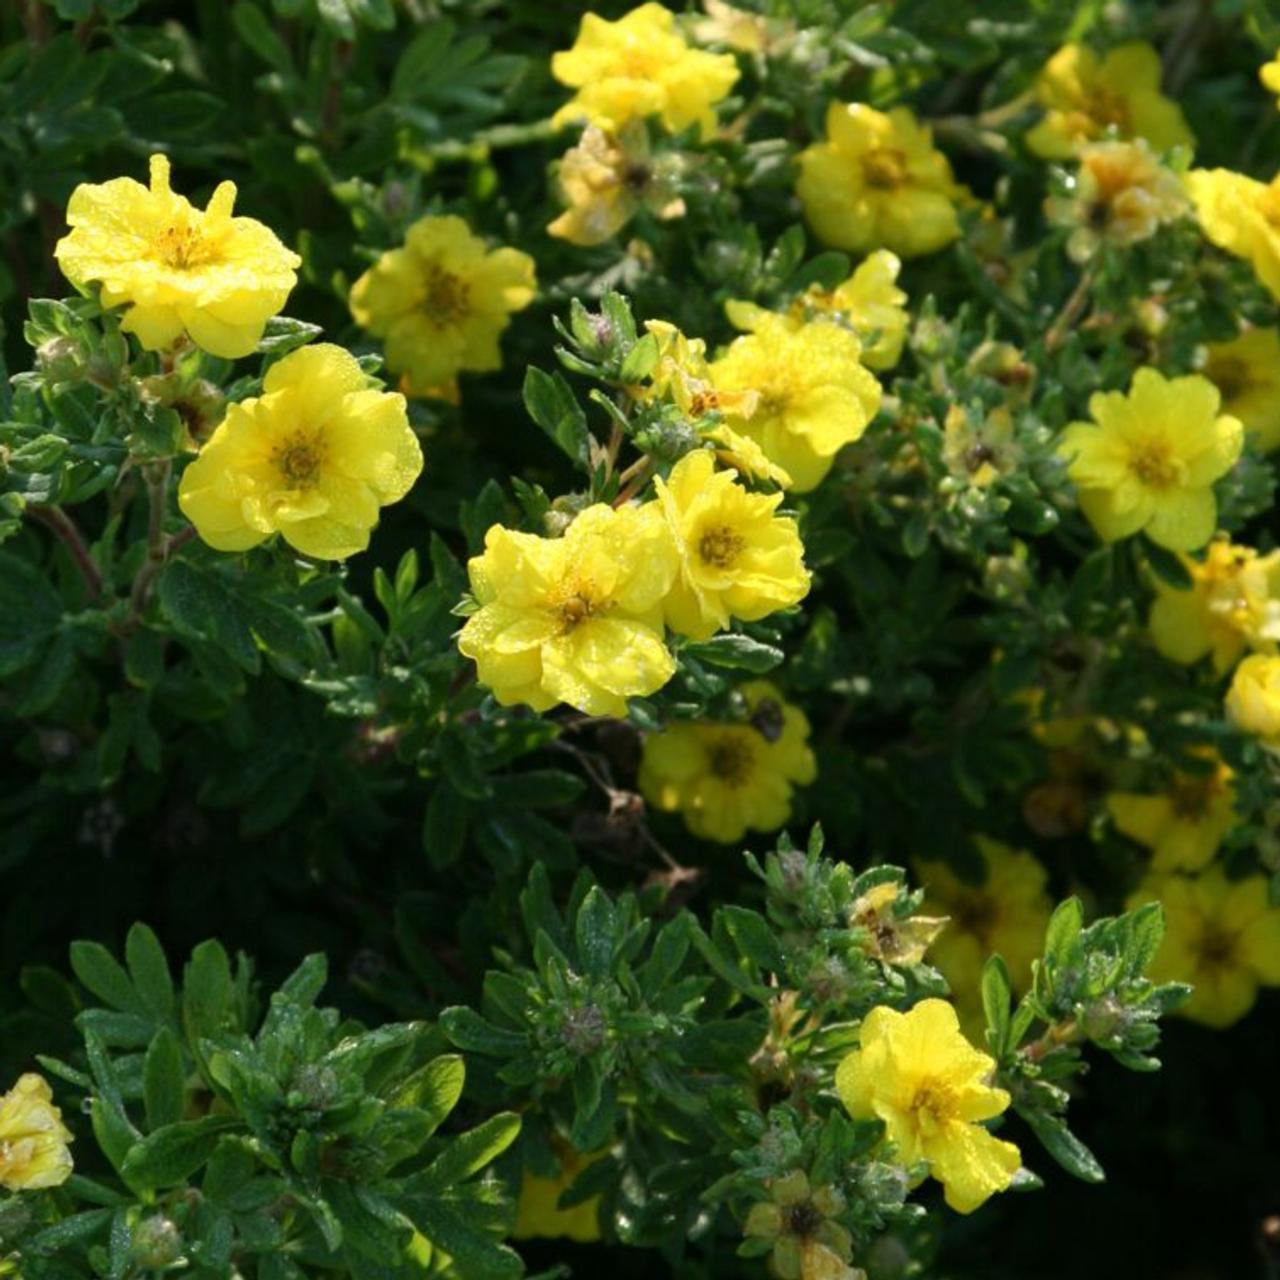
[25,504,104,602]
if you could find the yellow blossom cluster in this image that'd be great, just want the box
[457,455,811,718]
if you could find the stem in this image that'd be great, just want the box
[25,505,104,602]
[1044,259,1100,355]
[1022,1017,1081,1063]
[612,458,654,507]
[127,461,175,621]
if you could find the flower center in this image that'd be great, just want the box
[911,1076,959,1122]
[274,436,325,487]
[951,891,998,941]
[1128,442,1180,489]
[784,1200,824,1239]
[153,222,217,270]
[1206,356,1249,403]
[1090,88,1131,132]
[422,263,471,326]
[706,734,755,787]
[1194,925,1239,970]
[862,147,908,190]
[698,524,745,568]
[1168,772,1220,820]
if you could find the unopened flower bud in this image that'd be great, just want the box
[131,1215,183,1267]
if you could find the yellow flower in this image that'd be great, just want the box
[654,449,809,640]
[705,424,792,487]
[0,1074,73,1192]
[1024,42,1194,160]
[54,154,300,359]
[1225,653,1280,748]
[1047,139,1189,263]
[1057,368,1243,551]
[349,215,536,398]
[1186,167,1280,303]
[709,309,882,492]
[917,838,1053,1034]
[796,104,966,259]
[512,1145,605,1243]
[1203,328,1280,451]
[638,681,816,843]
[850,882,948,968]
[551,3,739,141]
[795,250,908,371]
[693,0,774,55]
[1261,51,1280,105]
[1127,869,1280,1028]
[178,344,422,560]
[548,124,685,247]
[943,404,1017,488]
[1148,538,1280,673]
[836,999,1021,1214]
[1108,753,1237,873]
[458,503,677,718]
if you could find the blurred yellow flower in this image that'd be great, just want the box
[178,344,422,560]
[1057,368,1242,551]
[513,1144,605,1243]
[693,0,775,55]
[917,838,1052,1033]
[1186,167,1280,303]
[1203,328,1280,452]
[1225,653,1280,748]
[458,503,677,718]
[1261,51,1280,104]
[54,154,299,359]
[654,449,809,640]
[548,124,685,247]
[710,308,881,492]
[1148,538,1280,673]
[836,999,1021,1214]
[349,215,536,399]
[551,3,739,140]
[1047,139,1188,263]
[1127,868,1280,1028]
[796,104,966,258]
[790,250,908,371]
[1025,42,1193,160]
[0,1074,73,1192]
[1108,753,1237,873]
[638,681,815,843]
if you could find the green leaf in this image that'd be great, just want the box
[1124,901,1165,974]
[720,906,786,975]
[70,941,145,1015]
[1043,897,1084,969]
[183,940,234,1062]
[981,954,1013,1057]
[231,1,295,73]
[1019,1108,1105,1183]
[423,783,468,869]
[410,1200,523,1280]
[126,924,174,1021]
[121,1116,242,1192]
[143,1027,186,1131]
[416,1113,521,1191]
[680,634,784,673]
[390,1054,465,1140]
[618,331,660,382]
[522,367,591,469]
[574,886,616,979]
[0,549,63,677]
[439,1007,526,1057]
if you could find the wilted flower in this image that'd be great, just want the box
[796,104,966,258]
[943,404,1018,488]
[1025,42,1193,159]
[0,1074,73,1192]
[743,1170,865,1280]
[54,154,299,359]
[1047,139,1189,262]
[349,215,536,398]
[850,881,947,968]
[548,124,685,246]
